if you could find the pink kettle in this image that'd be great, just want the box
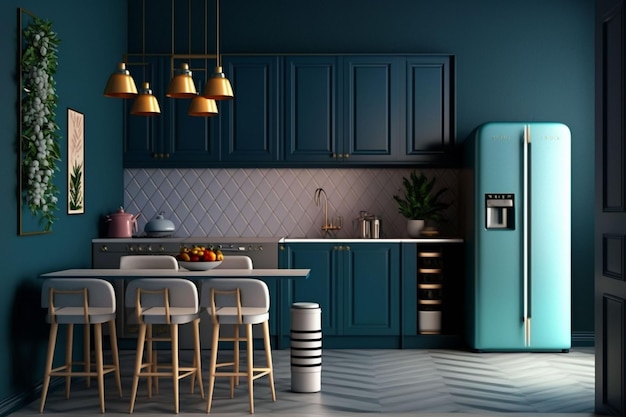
[105,207,140,238]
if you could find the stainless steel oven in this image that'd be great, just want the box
[92,237,280,342]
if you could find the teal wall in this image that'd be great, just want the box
[0,0,594,413]
[0,0,126,412]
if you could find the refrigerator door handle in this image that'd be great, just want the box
[523,124,531,346]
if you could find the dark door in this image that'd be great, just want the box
[595,0,626,414]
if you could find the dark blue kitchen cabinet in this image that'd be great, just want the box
[400,55,455,164]
[123,53,456,167]
[342,242,400,336]
[280,242,400,347]
[283,55,402,164]
[283,56,340,163]
[124,56,219,167]
[280,243,339,336]
[342,56,402,163]
[220,55,280,164]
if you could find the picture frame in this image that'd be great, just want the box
[67,108,84,214]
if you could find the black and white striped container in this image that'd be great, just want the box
[290,302,322,393]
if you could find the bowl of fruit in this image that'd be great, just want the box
[176,245,223,271]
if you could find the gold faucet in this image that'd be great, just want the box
[314,188,342,235]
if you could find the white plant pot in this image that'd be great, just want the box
[407,219,425,238]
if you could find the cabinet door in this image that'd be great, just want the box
[283,56,340,163]
[342,243,400,335]
[343,56,402,163]
[401,55,454,163]
[123,55,165,167]
[163,58,220,166]
[283,243,339,335]
[220,55,279,163]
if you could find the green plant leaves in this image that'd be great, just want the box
[393,171,451,221]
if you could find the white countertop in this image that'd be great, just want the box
[41,268,310,279]
[281,238,463,243]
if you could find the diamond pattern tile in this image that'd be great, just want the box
[124,168,461,238]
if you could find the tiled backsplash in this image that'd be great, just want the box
[124,168,461,239]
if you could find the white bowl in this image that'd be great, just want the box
[178,260,222,271]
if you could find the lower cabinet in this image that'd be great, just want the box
[279,240,464,349]
[280,242,400,347]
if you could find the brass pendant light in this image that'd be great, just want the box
[166,0,197,98]
[131,82,161,116]
[203,0,233,100]
[167,63,197,98]
[188,95,218,117]
[104,62,138,98]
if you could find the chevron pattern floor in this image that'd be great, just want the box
[13,348,596,417]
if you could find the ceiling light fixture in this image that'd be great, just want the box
[203,0,233,100]
[130,0,160,116]
[103,62,138,98]
[131,82,161,116]
[166,0,197,98]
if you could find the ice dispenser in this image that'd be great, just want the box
[485,193,515,229]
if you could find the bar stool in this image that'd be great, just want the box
[39,278,122,413]
[120,255,179,393]
[212,256,253,386]
[125,278,204,414]
[200,278,276,414]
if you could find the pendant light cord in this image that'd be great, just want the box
[142,0,146,83]
[215,0,220,68]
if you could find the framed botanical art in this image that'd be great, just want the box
[67,108,84,214]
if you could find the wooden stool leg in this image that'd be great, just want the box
[39,322,58,413]
[206,323,220,413]
[146,324,153,398]
[108,320,123,397]
[94,323,105,414]
[192,318,204,398]
[84,323,91,388]
[234,324,240,387]
[246,324,254,414]
[129,323,146,414]
[171,323,180,414]
[65,323,74,399]
[263,320,276,401]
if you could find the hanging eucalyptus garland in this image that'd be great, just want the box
[21,17,61,231]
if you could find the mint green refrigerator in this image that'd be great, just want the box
[464,122,571,352]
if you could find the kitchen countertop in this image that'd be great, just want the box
[281,238,463,243]
[92,237,464,243]
[41,268,310,279]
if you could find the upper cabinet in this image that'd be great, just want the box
[220,55,280,164]
[123,53,456,168]
[400,56,455,164]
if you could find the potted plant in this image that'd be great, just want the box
[393,171,451,237]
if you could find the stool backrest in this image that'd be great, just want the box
[41,278,116,311]
[200,278,269,311]
[125,278,198,310]
[120,255,179,270]
[215,255,253,269]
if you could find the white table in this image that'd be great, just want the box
[41,268,310,279]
